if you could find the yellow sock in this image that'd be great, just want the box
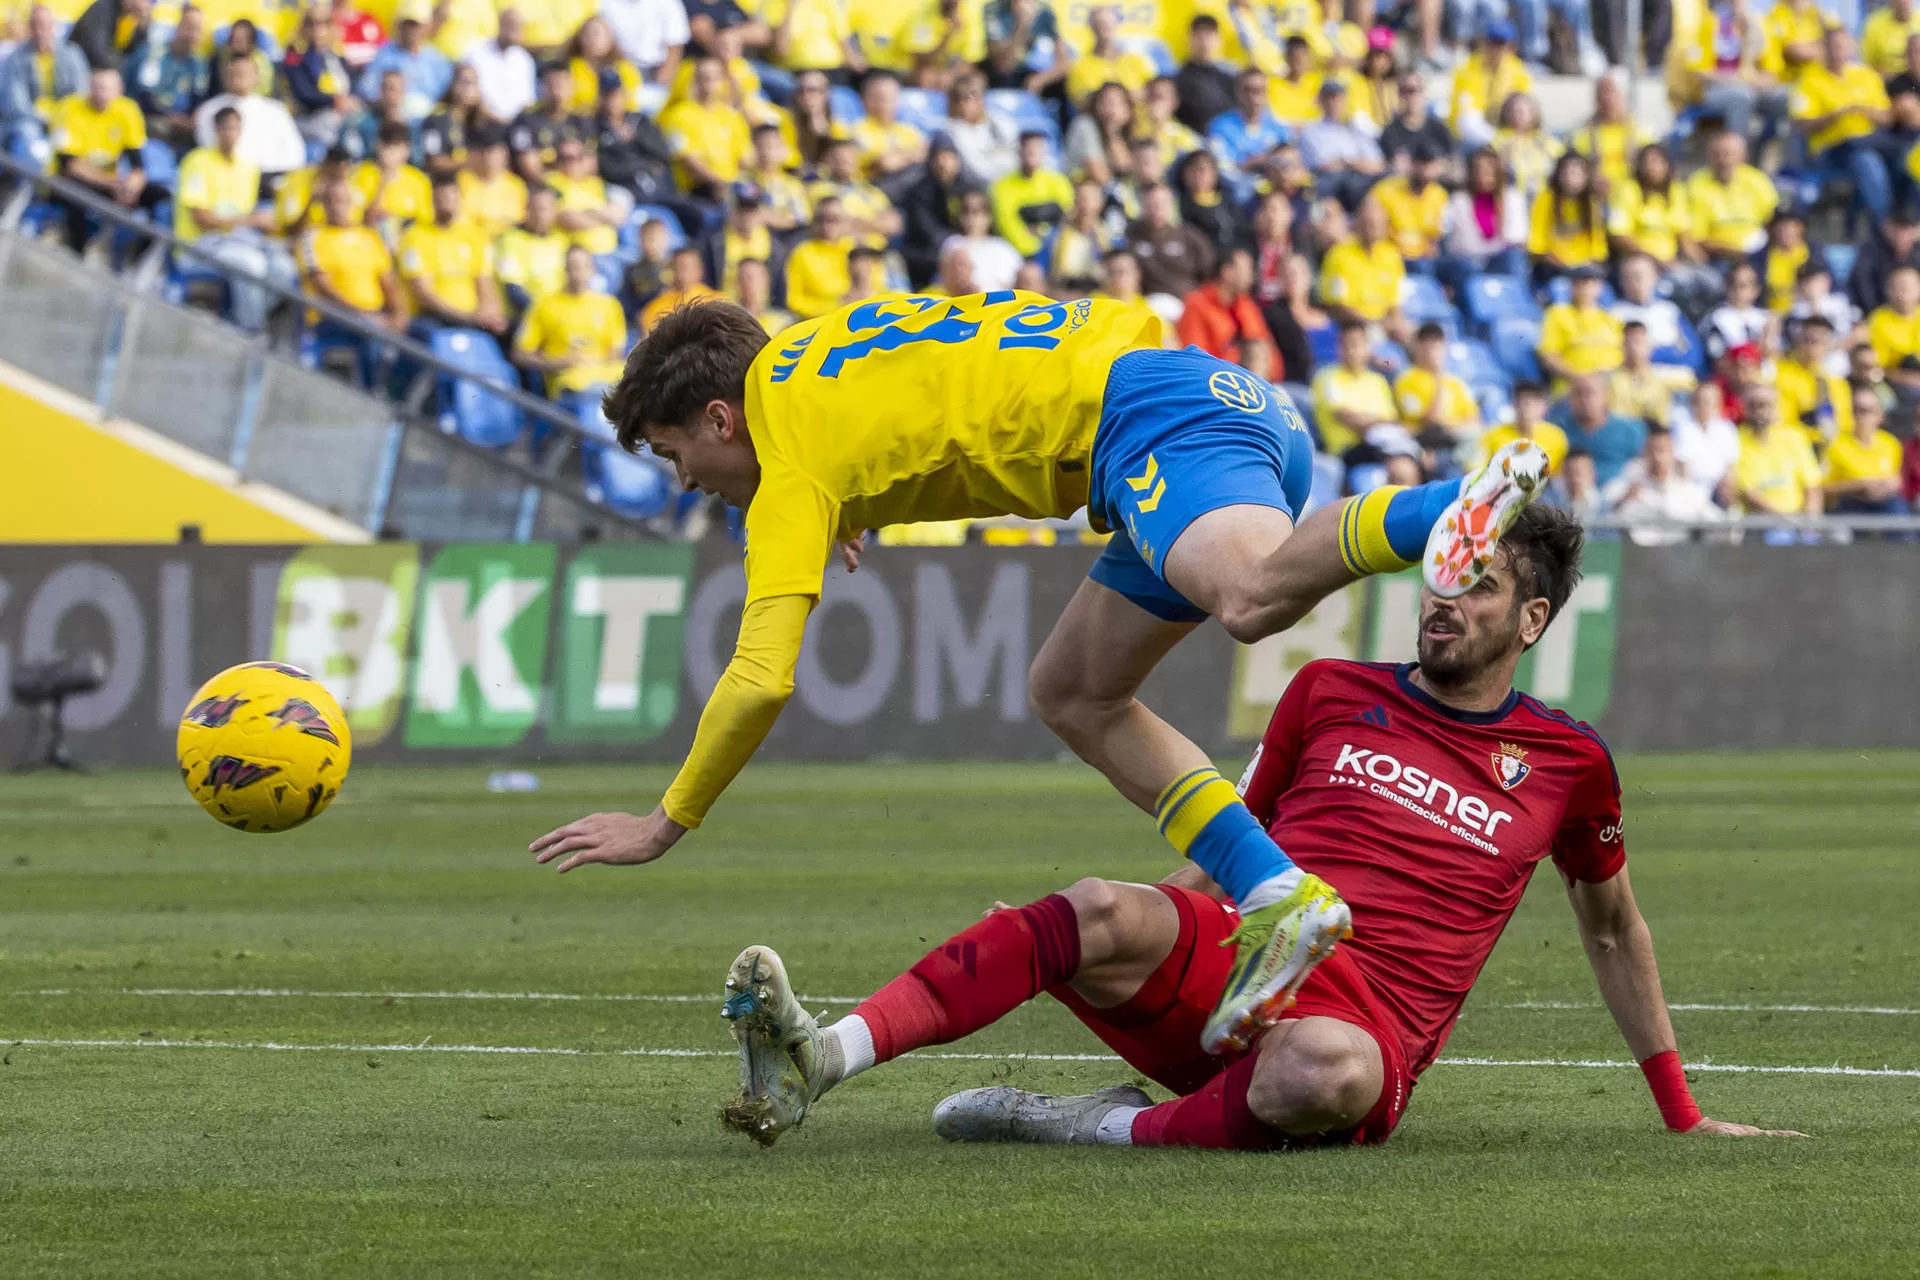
[1338,486,1415,577]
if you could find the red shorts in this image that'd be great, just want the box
[1051,885,1412,1146]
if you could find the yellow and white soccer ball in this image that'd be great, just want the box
[176,661,352,833]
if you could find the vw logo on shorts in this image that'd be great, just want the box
[1207,369,1268,413]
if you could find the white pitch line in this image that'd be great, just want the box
[1507,1001,1920,1016]
[3,1037,1918,1078]
[12,989,1920,1016]
[17,988,865,1005]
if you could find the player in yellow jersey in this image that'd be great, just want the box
[531,293,1550,1060]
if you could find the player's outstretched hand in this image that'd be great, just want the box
[1686,1117,1809,1138]
[530,806,686,873]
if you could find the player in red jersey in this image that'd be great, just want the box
[719,506,1804,1147]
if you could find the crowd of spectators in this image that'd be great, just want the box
[0,0,1917,535]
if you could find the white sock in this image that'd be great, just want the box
[1236,866,1304,914]
[825,1014,876,1084]
[1095,1105,1145,1145]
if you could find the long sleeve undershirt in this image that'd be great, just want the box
[659,593,813,829]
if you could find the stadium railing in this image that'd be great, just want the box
[0,150,658,543]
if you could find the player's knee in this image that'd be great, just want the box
[1246,1027,1379,1135]
[1061,876,1125,935]
[1028,653,1098,741]
[1059,876,1170,975]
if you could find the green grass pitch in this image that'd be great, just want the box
[3,755,1919,1279]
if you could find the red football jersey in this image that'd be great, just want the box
[1239,660,1625,1078]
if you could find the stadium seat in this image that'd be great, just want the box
[627,203,688,250]
[895,88,949,133]
[1373,339,1409,375]
[1308,449,1346,512]
[1490,316,1543,384]
[1824,243,1859,285]
[1447,338,1507,390]
[141,139,178,191]
[829,84,865,124]
[1475,381,1512,424]
[575,395,676,518]
[163,252,231,313]
[1463,273,1538,336]
[986,89,1060,148]
[429,328,523,449]
[1122,34,1178,75]
[1307,323,1339,369]
[1654,312,1709,376]
[1402,274,1462,337]
[1545,275,1617,307]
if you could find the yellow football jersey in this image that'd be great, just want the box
[740,291,1161,603]
[515,289,628,395]
[51,93,146,168]
[275,164,366,232]
[457,170,529,238]
[399,221,494,314]
[496,227,570,301]
[173,146,260,244]
[547,172,619,255]
[352,162,435,228]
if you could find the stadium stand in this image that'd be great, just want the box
[0,0,1915,540]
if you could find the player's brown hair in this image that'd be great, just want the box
[604,300,771,453]
[1499,504,1585,634]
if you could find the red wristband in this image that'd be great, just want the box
[1639,1050,1704,1132]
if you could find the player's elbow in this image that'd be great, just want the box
[1217,597,1283,646]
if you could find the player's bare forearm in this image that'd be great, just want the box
[1565,869,1676,1061]
[1158,860,1227,900]
[1566,870,1805,1137]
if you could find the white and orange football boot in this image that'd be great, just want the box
[1423,440,1551,599]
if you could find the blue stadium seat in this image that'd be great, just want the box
[430,328,523,448]
[1654,312,1710,376]
[1545,275,1617,307]
[575,395,676,517]
[1122,35,1177,75]
[164,250,231,312]
[1402,274,1462,337]
[1475,381,1512,424]
[829,84,866,124]
[1490,316,1543,384]
[1463,273,1539,336]
[1308,449,1346,512]
[1403,272,1448,316]
[141,139,178,191]
[896,88,949,133]
[627,203,688,250]
[1447,338,1507,390]
[1823,242,1859,285]
[1307,322,1338,369]
[986,89,1060,148]
[1373,339,1409,375]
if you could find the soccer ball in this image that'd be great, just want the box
[176,661,353,833]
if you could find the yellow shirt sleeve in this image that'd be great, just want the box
[659,593,813,828]
[1526,192,1552,255]
[742,463,838,603]
[991,173,1040,257]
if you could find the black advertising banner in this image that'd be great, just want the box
[0,542,1240,767]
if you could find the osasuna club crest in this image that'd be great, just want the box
[1491,743,1531,791]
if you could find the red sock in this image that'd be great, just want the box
[851,895,1080,1063]
[1129,1054,1288,1150]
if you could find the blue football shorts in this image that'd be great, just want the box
[1085,347,1315,623]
